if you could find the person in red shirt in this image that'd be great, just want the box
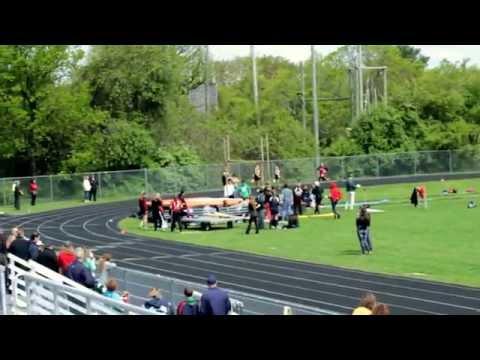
[417,185,427,208]
[57,242,76,274]
[317,163,329,182]
[29,179,39,206]
[138,192,148,229]
[329,182,342,219]
[170,194,186,232]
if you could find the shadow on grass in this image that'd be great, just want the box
[339,249,362,256]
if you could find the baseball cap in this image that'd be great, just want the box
[206,274,217,285]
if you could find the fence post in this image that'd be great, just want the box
[2,178,6,206]
[449,150,453,173]
[341,158,346,179]
[53,289,59,315]
[98,172,103,200]
[49,175,54,202]
[413,154,417,175]
[144,168,148,192]
[376,157,381,177]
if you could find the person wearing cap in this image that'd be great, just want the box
[64,247,96,289]
[144,288,174,314]
[311,181,324,214]
[200,275,232,316]
[176,288,200,315]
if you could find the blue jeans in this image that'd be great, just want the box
[357,228,372,254]
[84,191,90,200]
[281,202,292,221]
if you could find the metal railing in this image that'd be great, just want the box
[6,253,158,315]
[0,265,6,315]
[23,273,159,315]
[107,265,339,315]
[1,149,480,207]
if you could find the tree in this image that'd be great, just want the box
[0,45,90,175]
[397,45,430,66]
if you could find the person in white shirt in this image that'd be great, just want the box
[224,178,235,199]
[82,176,92,203]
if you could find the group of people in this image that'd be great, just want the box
[82,175,98,203]
[138,191,189,232]
[352,292,390,315]
[11,179,39,210]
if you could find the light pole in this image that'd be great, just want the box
[311,45,320,167]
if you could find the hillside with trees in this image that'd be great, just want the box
[1,45,480,177]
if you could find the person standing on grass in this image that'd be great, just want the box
[280,184,294,221]
[273,165,281,184]
[253,164,262,189]
[256,189,266,230]
[317,163,329,182]
[222,166,230,187]
[13,181,23,211]
[89,175,98,202]
[170,194,184,232]
[151,193,163,231]
[312,181,323,214]
[82,176,91,203]
[138,192,148,229]
[345,175,359,211]
[29,179,38,206]
[356,206,373,255]
[224,178,235,199]
[293,183,303,215]
[269,189,280,229]
[245,196,260,235]
[329,182,342,219]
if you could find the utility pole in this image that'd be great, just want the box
[251,45,260,127]
[358,45,364,114]
[383,68,388,105]
[301,61,307,130]
[204,45,210,114]
[265,134,271,182]
[311,45,320,167]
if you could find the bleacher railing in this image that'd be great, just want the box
[6,253,158,315]
[108,265,339,315]
[0,265,6,315]
[1,149,480,207]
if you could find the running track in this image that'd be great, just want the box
[1,200,479,315]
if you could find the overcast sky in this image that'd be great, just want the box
[209,45,480,67]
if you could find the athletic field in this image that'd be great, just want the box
[120,178,480,287]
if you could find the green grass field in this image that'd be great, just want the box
[0,195,135,216]
[119,178,480,287]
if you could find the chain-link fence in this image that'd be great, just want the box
[1,149,479,207]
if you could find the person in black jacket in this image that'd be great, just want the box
[356,206,373,255]
[150,193,163,231]
[35,244,59,272]
[245,196,260,235]
[269,190,280,229]
[311,181,324,214]
[8,230,31,261]
[13,181,23,211]
[345,175,358,211]
[89,175,98,202]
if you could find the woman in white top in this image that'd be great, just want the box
[224,178,235,199]
[83,176,92,202]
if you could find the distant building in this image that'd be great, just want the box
[188,83,218,113]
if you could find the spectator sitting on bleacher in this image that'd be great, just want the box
[64,247,95,289]
[200,275,232,315]
[144,288,174,314]
[97,253,116,285]
[82,247,96,276]
[104,278,129,303]
[28,232,42,261]
[57,242,76,274]
[8,227,31,261]
[36,243,59,272]
[176,288,200,315]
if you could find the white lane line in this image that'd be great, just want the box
[210,254,480,302]
[117,261,438,315]
[119,258,444,315]
[221,251,480,293]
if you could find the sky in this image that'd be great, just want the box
[209,45,480,67]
